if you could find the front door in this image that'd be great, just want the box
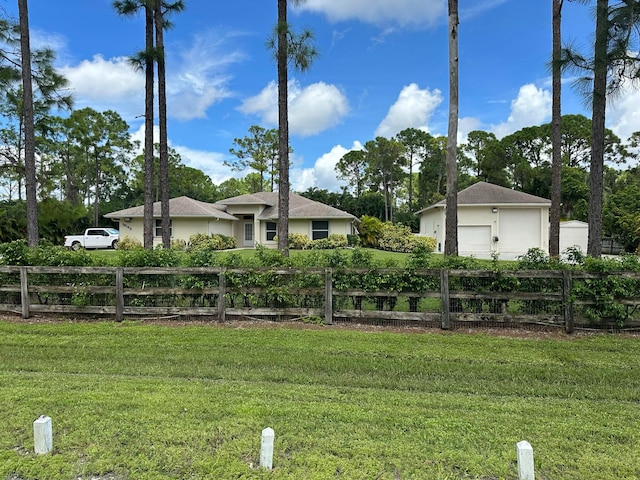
[243,221,254,247]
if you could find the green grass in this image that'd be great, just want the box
[1,320,638,479]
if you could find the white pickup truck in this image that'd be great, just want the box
[64,228,120,250]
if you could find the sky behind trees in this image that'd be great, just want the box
[2,0,636,192]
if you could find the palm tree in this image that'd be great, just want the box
[587,0,608,257]
[271,0,318,256]
[155,0,185,249]
[549,0,563,257]
[444,0,459,256]
[18,0,38,247]
[113,0,155,249]
[563,0,640,257]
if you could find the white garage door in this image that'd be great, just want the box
[498,209,541,255]
[458,225,491,257]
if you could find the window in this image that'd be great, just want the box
[154,219,172,237]
[266,222,277,241]
[311,221,329,240]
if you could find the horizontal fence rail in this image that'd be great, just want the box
[1,266,640,331]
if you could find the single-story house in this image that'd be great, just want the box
[105,192,357,247]
[415,182,551,260]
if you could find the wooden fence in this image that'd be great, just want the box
[1,266,640,331]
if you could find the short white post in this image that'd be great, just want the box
[260,427,274,470]
[33,415,52,454]
[516,440,535,480]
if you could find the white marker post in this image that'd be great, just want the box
[260,427,275,470]
[33,415,52,454]
[516,440,535,480]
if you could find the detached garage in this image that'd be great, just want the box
[416,182,551,260]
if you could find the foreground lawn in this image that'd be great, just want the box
[0,320,638,479]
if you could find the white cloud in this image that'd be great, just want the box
[129,124,233,184]
[168,31,244,121]
[59,55,145,118]
[375,83,442,138]
[460,0,509,21]
[58,30,243,122]
[173,145,233,184]
[297,0,446,28]
[292,142,362,192]
[490,84,551,138]
[239,80,350,137]
[607,84,640,143]
[457,116,483,144]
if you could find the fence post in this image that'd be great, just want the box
[33,415,52,454]
[563,270,574,334]
[218,269,226,323]
[260,427,274,470]
[440,269,450,330]
[115,267,124,322]
[20,266,30,319]
[516,440,535,480]
[325,268,333,325]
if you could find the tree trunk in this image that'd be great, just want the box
[94,152,100,226]
[143,1,155,249]
[18,0,38,247]
[277,0,290,257]
[444,0,459,256]
[156,0,170,249]
[587,0,607,258]
[549,0,563,257]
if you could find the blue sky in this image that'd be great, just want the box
[4,0,637,192]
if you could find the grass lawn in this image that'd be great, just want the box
[1,320,638,479]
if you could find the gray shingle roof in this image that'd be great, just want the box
[105,196,238,221]
[415,182,550,214]
[240,192,355,220]
[106,193,356,221]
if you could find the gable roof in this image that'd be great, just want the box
[106,193,356,221]
[104,196,238,221]
[415,182,551,214]
[230,192,356,220]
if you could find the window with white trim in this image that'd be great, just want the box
[154,219,172,237]
[266,222,277,241]
[311,221,329,240]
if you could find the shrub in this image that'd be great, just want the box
[413,235,436,252]
[29,245,94,266]
[357,215,383,247]
[517,247,551,269]
[288,233,310,250]
[171,238,188,250]
[188,233,237,251]
[377,223,436,253]
[346,234,359,247]
[117,235,142,250]
[310,238,331,249]
[254,244,289,267]
[0,240,29,265]
[328,234,348,248]
[116,247,181,267]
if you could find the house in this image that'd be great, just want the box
[104,192,357,247]
[415,182,551,260]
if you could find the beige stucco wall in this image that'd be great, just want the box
[111,215,355,249]
[259,218,355,247]
[419,205,550,259]
[419,208,445,252]
[110,217,233,246]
